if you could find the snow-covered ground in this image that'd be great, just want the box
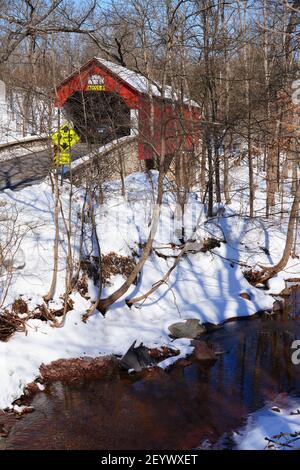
[234,396,300,450]
[0,165,299,416]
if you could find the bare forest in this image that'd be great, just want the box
[0,0,300,454]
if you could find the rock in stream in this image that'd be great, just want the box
[168,319,221,339]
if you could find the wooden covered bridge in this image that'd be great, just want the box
[55,57,200,174]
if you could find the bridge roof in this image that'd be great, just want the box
[55,57,199,108]
[95,58,199,107]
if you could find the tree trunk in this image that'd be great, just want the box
[248,121,254,218]
[266,146,278,217]
[44,169,60,302]
[207,137,214,217]
[223,133,232,205]
[214,141,221,203]
[200,140,207,198]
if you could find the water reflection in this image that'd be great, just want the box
[4,290,300,450]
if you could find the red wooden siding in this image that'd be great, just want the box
[55,58,200,160]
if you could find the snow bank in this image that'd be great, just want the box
[234,397,300,450]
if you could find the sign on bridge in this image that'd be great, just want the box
[86,74,105,91]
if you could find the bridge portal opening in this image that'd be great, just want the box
[63,91,131,144]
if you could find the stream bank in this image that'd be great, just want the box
[1,287,300,450]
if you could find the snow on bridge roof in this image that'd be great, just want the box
[95,57,199,108]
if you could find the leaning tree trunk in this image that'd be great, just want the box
[257,181,300,284]
[95,150,166,314]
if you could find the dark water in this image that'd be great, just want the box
[3,289,300,450]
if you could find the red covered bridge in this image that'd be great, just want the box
[55,57,200,162]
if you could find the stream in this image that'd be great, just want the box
[1,288,300,450]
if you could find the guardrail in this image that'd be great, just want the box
[69,135,138,177]
[0,135,49,151]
